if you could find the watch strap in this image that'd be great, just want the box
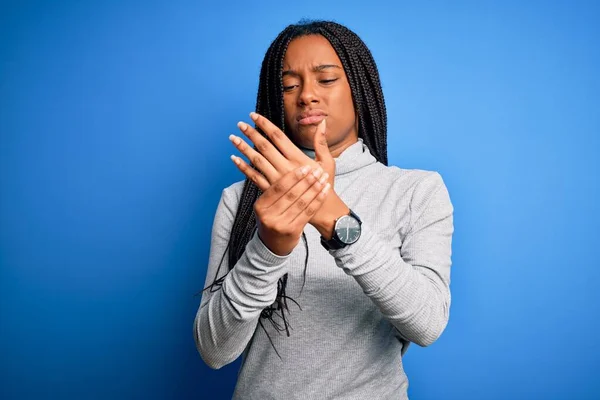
[320,235,345,250]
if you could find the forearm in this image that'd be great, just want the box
[330,218,453,347]
[195,233,290,369]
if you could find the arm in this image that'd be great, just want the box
[329,172,454,347]
[193,186,291,369]
[194,165,330,369]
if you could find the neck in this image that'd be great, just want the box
[298,137,359,160]
[328,137,359,158]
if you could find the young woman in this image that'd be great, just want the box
[194,20,454,399]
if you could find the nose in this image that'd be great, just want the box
[298,81,320,106]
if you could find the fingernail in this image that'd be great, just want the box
[313,168,323,178]
[249,112,258,121]
[321,118,326,134]
[230,155,240,165]
[319,173,329,185]
[296,166,309,177]
[237,121,248,132]
[322,182,331,194]
[228,134,240,145]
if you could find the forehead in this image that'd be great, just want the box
[283,34,342,69]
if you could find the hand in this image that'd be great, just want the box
[237,164,331,256]
[230,113,331,186]
[229,113,349,239]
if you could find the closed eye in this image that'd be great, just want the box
[283,78,338,92]
[320,79,338,85]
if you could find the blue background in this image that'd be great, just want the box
[1,0,599,399]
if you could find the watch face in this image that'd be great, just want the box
[335,215,361,244]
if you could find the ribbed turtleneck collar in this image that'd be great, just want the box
[300,138,378,176]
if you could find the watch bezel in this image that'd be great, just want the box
[333,214,362,245]
[320,209,362,250]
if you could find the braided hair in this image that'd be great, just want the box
[205,20,388,355]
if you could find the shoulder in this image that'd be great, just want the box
[372,164,452,214]
[219,179,246,211]
[213,180,246,220]
[222,179,246,201]
[397,168,448,201]
[385,167,453,225]
[369,163,447,195]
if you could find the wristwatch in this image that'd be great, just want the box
[320,209,362,250]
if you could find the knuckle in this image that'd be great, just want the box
[249,174,260,185]
[305,206,316,216]
[256,141,269,153]
[270,129,282,140]
[251,155,262,166]
[272,182,284,194]
[286,191,297,201]
[296,198,307,209]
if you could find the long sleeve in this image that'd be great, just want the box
[330,171,454,347]
[193,185,291,369]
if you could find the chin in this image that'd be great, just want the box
[288,127,316,148]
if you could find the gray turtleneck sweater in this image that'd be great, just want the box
[194,139,454,399]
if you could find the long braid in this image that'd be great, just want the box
[203,20,388,353]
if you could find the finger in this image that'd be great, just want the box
[291,180,331,225]
[249,112,306,160]
[230,155,270,191]
[313,118,334,170]
[237,121,289,173]
[259,164,314,208]
[229,134,278,183]
[271,169,329,218]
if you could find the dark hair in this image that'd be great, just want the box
[205,20,388,356]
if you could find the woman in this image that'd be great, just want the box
[194,20,454,399]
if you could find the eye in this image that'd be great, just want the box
[283,84,298,92]
[320,78,338,85]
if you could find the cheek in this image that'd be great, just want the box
[332,90,356,127]
[283,98,302,141]
[283,97,295,125]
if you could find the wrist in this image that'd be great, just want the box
[312,203,350,240]
[257,226,296,256]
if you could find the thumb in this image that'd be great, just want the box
[314,118,334,169]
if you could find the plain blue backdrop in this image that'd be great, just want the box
[1,0,599,399]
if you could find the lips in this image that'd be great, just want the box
[297,109,327,125]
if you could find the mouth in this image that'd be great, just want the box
[297,109,327,125]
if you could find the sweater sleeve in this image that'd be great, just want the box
[330,171,454,347]
[193,185,291,369]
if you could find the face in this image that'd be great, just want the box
[282,35,358,157]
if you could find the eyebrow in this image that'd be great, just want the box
[282,64,342,77]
